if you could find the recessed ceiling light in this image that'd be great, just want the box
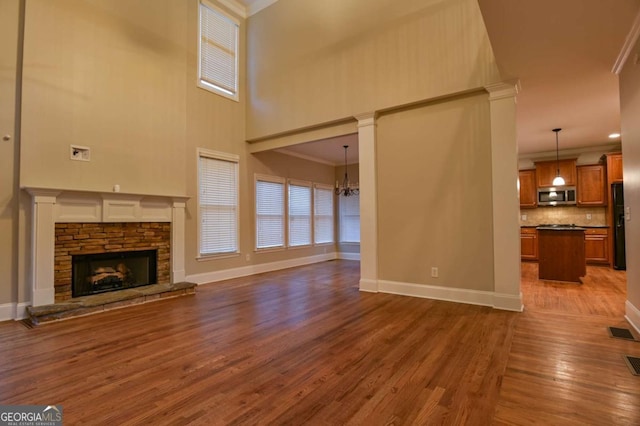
[609,133,621,139]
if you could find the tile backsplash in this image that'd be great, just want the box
[519,206,606,226]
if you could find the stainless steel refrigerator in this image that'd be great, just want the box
[612,183,626,270]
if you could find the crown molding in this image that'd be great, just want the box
[613,9,640,74]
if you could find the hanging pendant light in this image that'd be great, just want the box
[552,128,565,186]
[335,145,359,197]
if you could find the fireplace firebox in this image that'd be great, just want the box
[72,250,158,297]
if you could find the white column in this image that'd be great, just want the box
[27,189,60,306]
[171,198,187,283]
[485,82,523,312]
[355,112,378,292]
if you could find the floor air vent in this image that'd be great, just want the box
[608,327,637,341]
[623,355,640,376]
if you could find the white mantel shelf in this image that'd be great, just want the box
[23,187,189,307]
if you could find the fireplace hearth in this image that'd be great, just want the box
[72,249,157,297]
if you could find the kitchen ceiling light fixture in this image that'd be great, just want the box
[552,128,565,187]
[335,145,359,197]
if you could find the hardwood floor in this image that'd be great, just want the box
[0,260,638,425]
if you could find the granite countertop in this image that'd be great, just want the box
[521,224,609,229]
[536,225,586,231]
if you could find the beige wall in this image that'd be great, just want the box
[377,92,495,291]
[619,38,640,315]
[0,0,21,306]
[2,0,512,313]
[246,0,500,139]
[20,0,188,195]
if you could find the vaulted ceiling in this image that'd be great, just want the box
[239,0,640,163]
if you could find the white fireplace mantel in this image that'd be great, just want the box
[24,187,189,307]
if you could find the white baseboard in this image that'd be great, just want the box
[493,292,524,312]
[359,278,378,293]
[625,300,640,335]
[186,252,338,285]
[339,252,361,261]
[379,279,494,307]
[0,303,14,322]
[0,302,30,322]
[377,279,521,311]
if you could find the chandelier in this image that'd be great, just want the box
[335,145,359,197]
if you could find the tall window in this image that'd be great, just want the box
[256,176,285,249]
[198,0,239,100]
[314,185,334,244]
[339,194,360,243]
[198,149,239,256]
[288,181,312,247]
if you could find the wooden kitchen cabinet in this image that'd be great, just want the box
[538,229,586,282]
[577,164,607,206]
[585,228,610,265]
[521,227,538,261]
[536,159,577,187]
[606,153,623,183]
[519,169,537,208]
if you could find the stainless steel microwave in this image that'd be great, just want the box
[537,187,576,206]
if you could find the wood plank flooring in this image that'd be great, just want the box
[0,260,638,425]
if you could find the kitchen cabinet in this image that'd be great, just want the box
[577,164,607,206]
[585,228,609,265]
[538,228,586,283]
[536,159,577,187]
[520,228,538,261]
[519,169,537,208]
[606,153,623,183]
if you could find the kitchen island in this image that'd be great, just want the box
[537,225,586,283]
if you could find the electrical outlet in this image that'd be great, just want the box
[431,267,438,278]
[586,213,592,220]
[521,214,527,221]
[245,254,250,261]
[70,145,90,161]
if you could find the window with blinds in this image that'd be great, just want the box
[198,0,239,100]
[288,182,312,247]
[256,177,285,249]
[339,194,360,243]
[314,185,334,244]
[198,149,239,256]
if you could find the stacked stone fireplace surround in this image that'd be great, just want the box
[54,222,171,302]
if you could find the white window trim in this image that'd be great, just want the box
[255,174,286,251]
[288,179,313,248]
[313,183,335,245]
[197,148,240,260]
[198,0,240,102]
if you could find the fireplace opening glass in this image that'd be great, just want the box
[72,249,157,297]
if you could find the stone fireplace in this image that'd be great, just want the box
[26,188,187,307]
[54,222,170,301]
[71,247,159,297]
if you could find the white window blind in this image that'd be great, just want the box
[288,183,312,247]
[256,178,285,249]
[339,194,360,243]
[198,0,239,99]
[198,152,239,256]
[314,186,334,244]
